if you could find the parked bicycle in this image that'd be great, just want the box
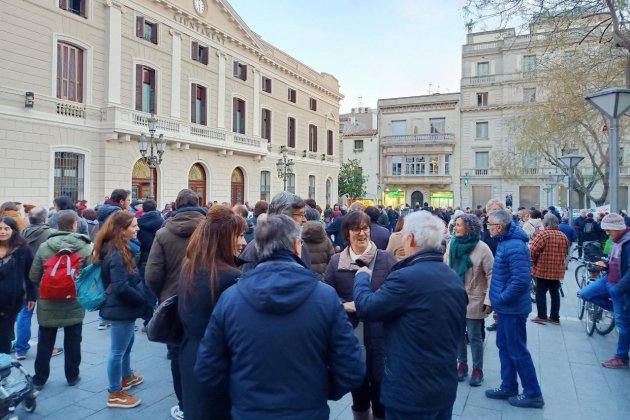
[575,261,615,336]
[573,241,606,288]
[530,276,564,304]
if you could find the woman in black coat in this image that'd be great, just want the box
[178,205,247,420]
[322,211,397,420]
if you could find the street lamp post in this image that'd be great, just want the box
[138,113,166,200]
[559,154,584,225]
[585,88,630,213]
[276,145,294,192]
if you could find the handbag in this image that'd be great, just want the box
[146,294,183,345]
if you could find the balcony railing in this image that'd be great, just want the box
[381,133,455,146]
[475,169,489,175]
[353,147,364,152]
[461,75,496,86]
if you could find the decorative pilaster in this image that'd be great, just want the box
[170,29,182,118]
[104,1,123,104]
[252,67,260,137]
[217,51,226,129]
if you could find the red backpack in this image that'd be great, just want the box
[39,248,83,300]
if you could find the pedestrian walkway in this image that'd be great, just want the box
[9,260,630,419]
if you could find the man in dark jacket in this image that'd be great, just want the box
[353,210,466,419]
[145,189,206,420]
[365,206,390,250]
[485,210,544,408]
[196,215,365,419]
[573,209,588,257]
[97,189,131,225]
[136,199,163,271]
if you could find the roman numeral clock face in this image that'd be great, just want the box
[194,0,206,15]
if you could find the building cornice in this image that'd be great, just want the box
[380,101,458,114]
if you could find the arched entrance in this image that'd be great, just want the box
[231,167,244,205]
[188,163,207,205]
[411,191,423,208]
[132,159,157,200]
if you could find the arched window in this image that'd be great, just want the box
[132,159,157,199]
[188,163,207,205]
[231,167,245,205]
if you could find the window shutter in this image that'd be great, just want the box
[203,47,209,65]
[149,69,156,113]
[151,23,158,44]
[243,65,247,81]
[136,16,144,38]
[56,43,62,98]
[314,127,317,152]
[77,49,83,103]
[191,83,197,123]
[201,87,207,125]
[135,65,142,111]
[232,98,237,132]
[191,42,199,61]
[59,0,68,10]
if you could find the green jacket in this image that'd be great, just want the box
[30,231,92,327]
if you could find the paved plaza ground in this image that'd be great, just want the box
[7,259,630,419]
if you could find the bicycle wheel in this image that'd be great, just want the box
[576,279,586,320]
[595,310,615,335]
[530,277,536,304]
[584,302,596,336]
[574,264,588,288]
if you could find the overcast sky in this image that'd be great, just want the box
[229,0,468,112]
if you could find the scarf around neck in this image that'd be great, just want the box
[448,234,479,280]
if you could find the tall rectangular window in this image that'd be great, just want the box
[233,61,247,81]
[260,170,271,202]
[354,139,363,152]
[191,84,206,125]
[261,108,271,140]
[262,76,272,93]
[476,92,488,106]
[429,156,439,174]
[476,152,489,169]
[445,154,450,175]
[405,157,425,175]
[287,117,296,148]
[191,41,208,65]
[287,173,296,194]
[523,88,536,103]
[288,88,296,103]
[136,16,158,44]
[54,151,85,202]
[309,175,316,199]
[309,98,317,111]
[135,65,156,113]
[477,62,489,76]
[475,122,488,139]
[391,120,407,135]
[523,55,537,72]
[327,130,333,155]
[429,118,445,134]
[57,42,84,103]
[59,0,87,18]
[392,162,402,176]
[309,124,317,152]
[232,98,245,133]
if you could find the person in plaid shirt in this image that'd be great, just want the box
[529,213,569,325]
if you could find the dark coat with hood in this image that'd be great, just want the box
[370,222,390,250]
[301,221,334,276]
[145,207,206,302]
[97,202,122,224]
[0,246,35,318]
[137,210,163,269]
[22,224,55,254]
[29,231,91,327]
[239,237,312,273]
[195,251,365,420]
[353,249,467,414]
[178,264,241,420]
[488,222,532,316]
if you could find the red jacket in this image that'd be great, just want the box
[530,228,569,280]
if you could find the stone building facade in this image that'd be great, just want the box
[0,0,341,208]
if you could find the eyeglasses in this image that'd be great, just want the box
[350,226,370,233]
[486,223,501,226]
[292,212,306,219]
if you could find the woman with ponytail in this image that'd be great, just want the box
[444,213,494,387]
[92,211,151,409]
[178,205,247,419]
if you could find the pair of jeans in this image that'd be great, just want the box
[495,313,542,398]
[351,376,383,418]
[107,321,135,392]
[167,344,183,410]
[0,312,19,354]
[33,323,82,385]
[14,303,34,355]
[385,405,453,420]
[580,277,630,360]
[459,318,484,370]
[535,278,561,321]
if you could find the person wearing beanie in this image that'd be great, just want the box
[579,213,630,368]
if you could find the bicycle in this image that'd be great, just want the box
[530,276,564,304]
[575,261,615,336]
[572,242,606,288]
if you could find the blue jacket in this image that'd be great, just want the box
[488,223,532,316]
[97,203,122,224]
[353,250,467,413]
[195,250,364,420]
[325,215,346,250]
[559,221,577,245]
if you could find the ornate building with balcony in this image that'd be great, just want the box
[378,93,460,209]
[0,0,340,207]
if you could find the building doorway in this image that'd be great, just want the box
[411,191,423,208]
[132,159,157,200]
[188,163,207,205]
[231,167,245,205]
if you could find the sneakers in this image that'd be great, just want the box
[530,316,547,324]
[601,357,630,369]
[170,405,184,420]
[51,347,63,357]
[508,394,545,408]
[547,318,561,325]
[470,368,483,387]
[98,322,111,330]
[122,373,144,390]
[485,387,518,400]
[486,322,498,332]
[107,390,141,408]
[457,363,468,381]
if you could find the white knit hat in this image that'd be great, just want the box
[600,213,626,230]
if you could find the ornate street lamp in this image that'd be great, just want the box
[276,145,294,192]
[559,154,584,224]
[138,113,166,200]
[585,88,630,213]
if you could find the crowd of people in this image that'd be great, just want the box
[1,191,629,419]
